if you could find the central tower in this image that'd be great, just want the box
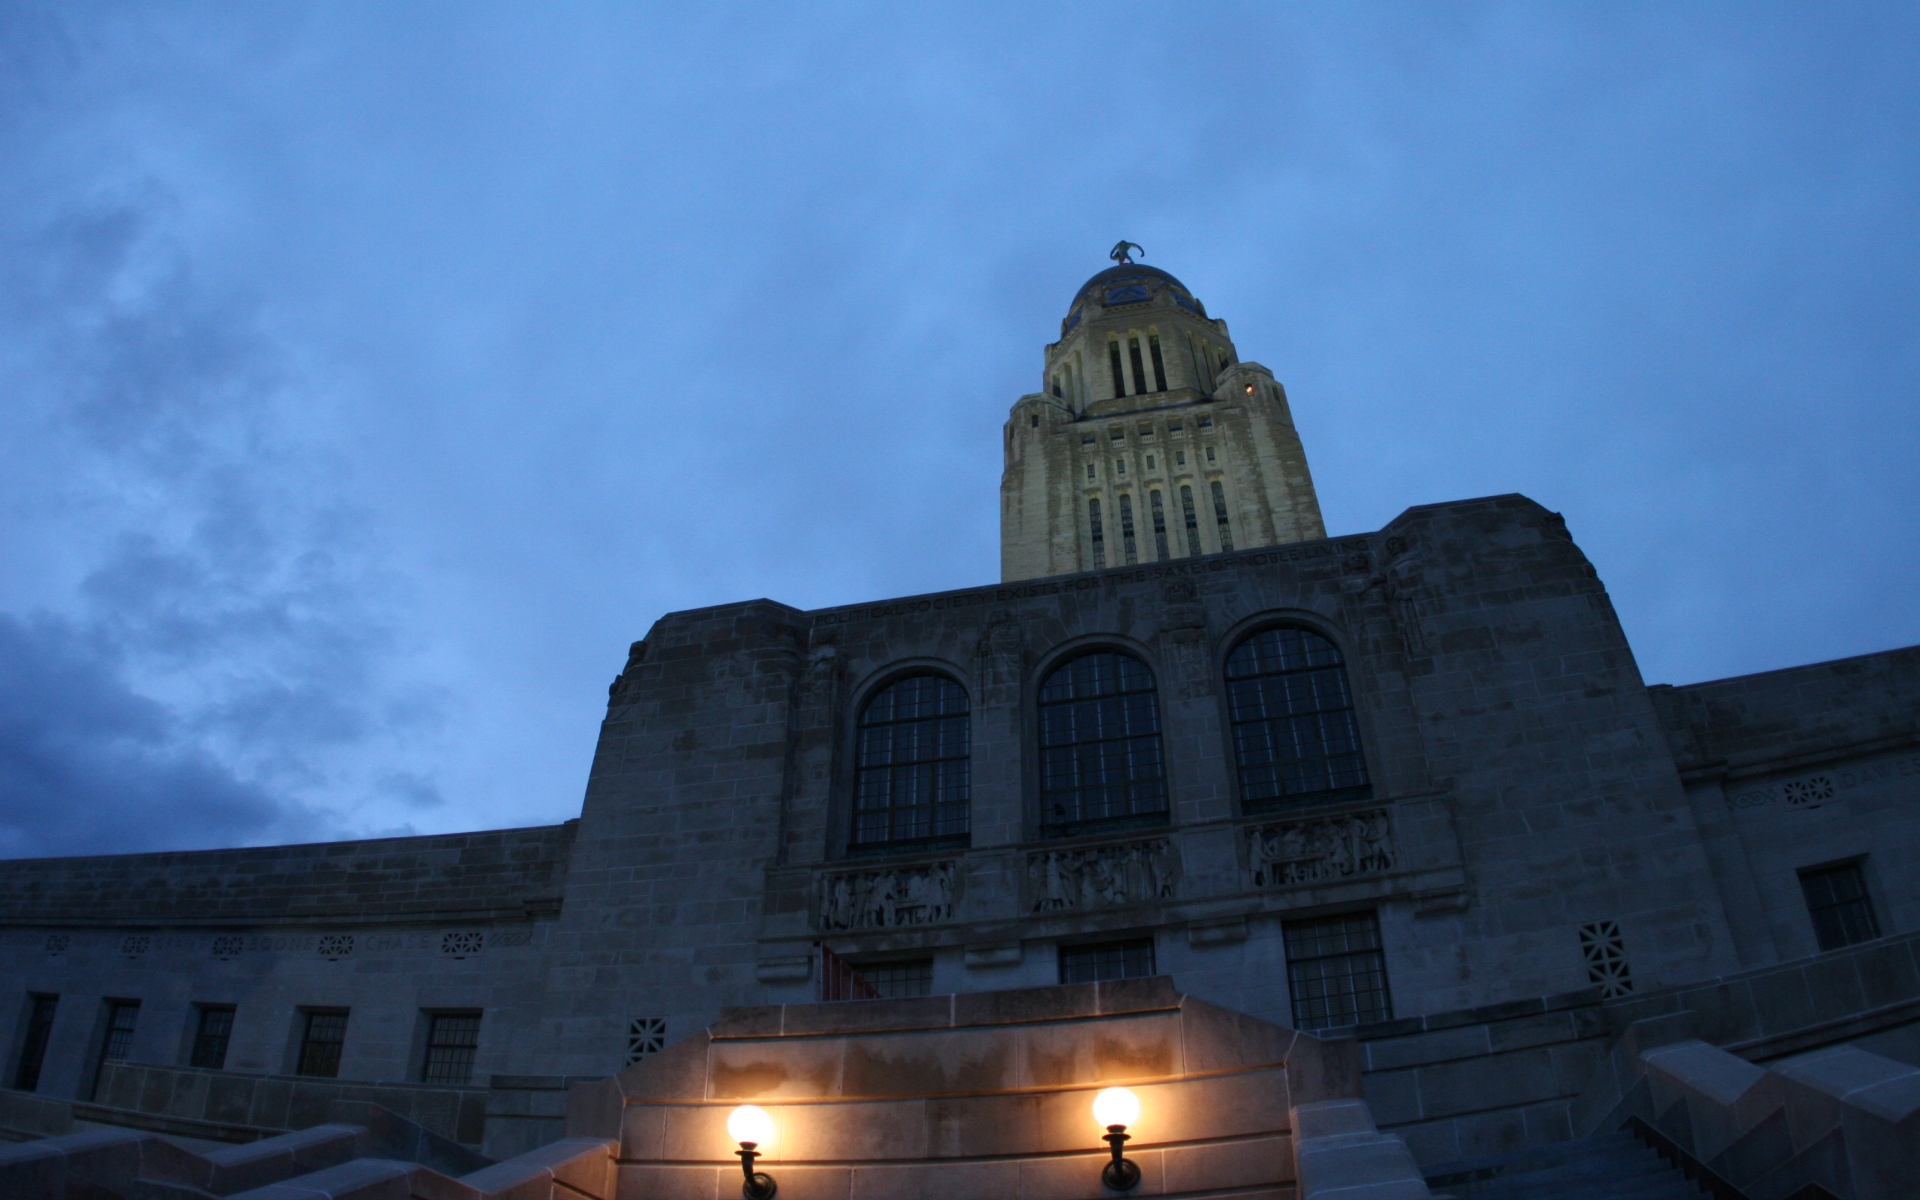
[999,251,1325,581]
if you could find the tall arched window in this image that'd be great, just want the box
[853,674,970,851]
[1225,628,1370,812]
[1038,651,1167,834]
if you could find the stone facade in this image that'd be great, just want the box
[0,257,1916,1180]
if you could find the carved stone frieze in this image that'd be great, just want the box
[1028,839,1176,913]
[818,861,955,931]
[1246,809,1394,889]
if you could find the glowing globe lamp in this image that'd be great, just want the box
[726,1105,778,1200]
[1092,1087,1141,1130]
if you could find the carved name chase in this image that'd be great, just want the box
[1247,809,1394,888]
[1029,839,1176,912]
[819,861,955,930]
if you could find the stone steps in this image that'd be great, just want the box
[1425,1130,1703,1200]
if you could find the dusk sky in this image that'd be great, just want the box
[3,4,1916,859]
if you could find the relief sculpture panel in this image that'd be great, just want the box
[1028,839,1176,912]
[1247,809,1393,888]
[818,861,955,930]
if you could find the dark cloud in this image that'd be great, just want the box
[0,613,326,857]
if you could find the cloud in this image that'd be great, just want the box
[0,613,325,858]
[0,162,443,857]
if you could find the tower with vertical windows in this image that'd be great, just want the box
[1000,254,1326,581]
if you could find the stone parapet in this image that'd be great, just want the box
[0,822,575,928]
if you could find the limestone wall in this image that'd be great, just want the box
[1650,648,1920,969]
[0,824,573,1101]
[517,493,1752,1078]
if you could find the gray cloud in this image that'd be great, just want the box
[0,613,322,857]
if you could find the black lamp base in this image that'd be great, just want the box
[1101,1157,1141,1191]
[743,1171,778,1200]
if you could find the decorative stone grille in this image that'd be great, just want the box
[317,934,354,961]
[210,935,244,960]
[120,935,149,957]
[44,934,69,956]
[1579,920,1633,998]
[1246,809,1394,889]
[441,930,486,959]
[1028,839,1176,912]
[818,861,955,930]
[626,1017,666,1065]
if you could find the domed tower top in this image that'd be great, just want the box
[999,243,1326,582]
[1043,243,1238,413]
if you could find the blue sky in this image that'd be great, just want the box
[2,3,1916,857]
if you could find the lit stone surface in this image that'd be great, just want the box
[1000,262,1324,582]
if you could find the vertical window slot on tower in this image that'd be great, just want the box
[1108,341,1127,399]
[1211,481,1234,551]
[1180,486,1200,556]
[1149,491,1170,561]
[1149,334,1167,391]
[1052,375,1062,398]
[1128,337,1148,396]
[1119,494,1139,564]
[1089,499,1106,569]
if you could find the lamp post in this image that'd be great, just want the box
[1091,1086,1141,1191]
[726,1105,778,1200]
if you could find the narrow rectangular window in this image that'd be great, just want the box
[189,1005,234,1070]
[1145,455,1155,471]
[1051,376,1062,398]
[1128,337,1148,396]
[1149,490,1170,561]
[1029,413,1038,427]
[1205,446,1216,463]
[1800,861,1881,951]
[1060,938,1156,984]
[92,999,139,1099]
[13,994,58,1091]
[1284,912,1391,1031]
[1180,486,1201,556]
[1088,499,1105,569]
[296,1010,348,1078]
[1119,494,1138,565]
[420,1011,482,1085]
[1148,334,1168,391]
[1086,462,1095,480]
[1211,481,1234,551]
[1108,341,1127,399]
[1115,459,1125,476]
[1176,450,1186,466]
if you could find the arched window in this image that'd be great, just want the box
[1225,628,1370,811]
[1038,651,1167,834]
[853,674,970,850]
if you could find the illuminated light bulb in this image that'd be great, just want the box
[728,1104,775,1147]
[1092,1086,1140,1130]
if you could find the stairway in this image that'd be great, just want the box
[1424,1129,1709,1199]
